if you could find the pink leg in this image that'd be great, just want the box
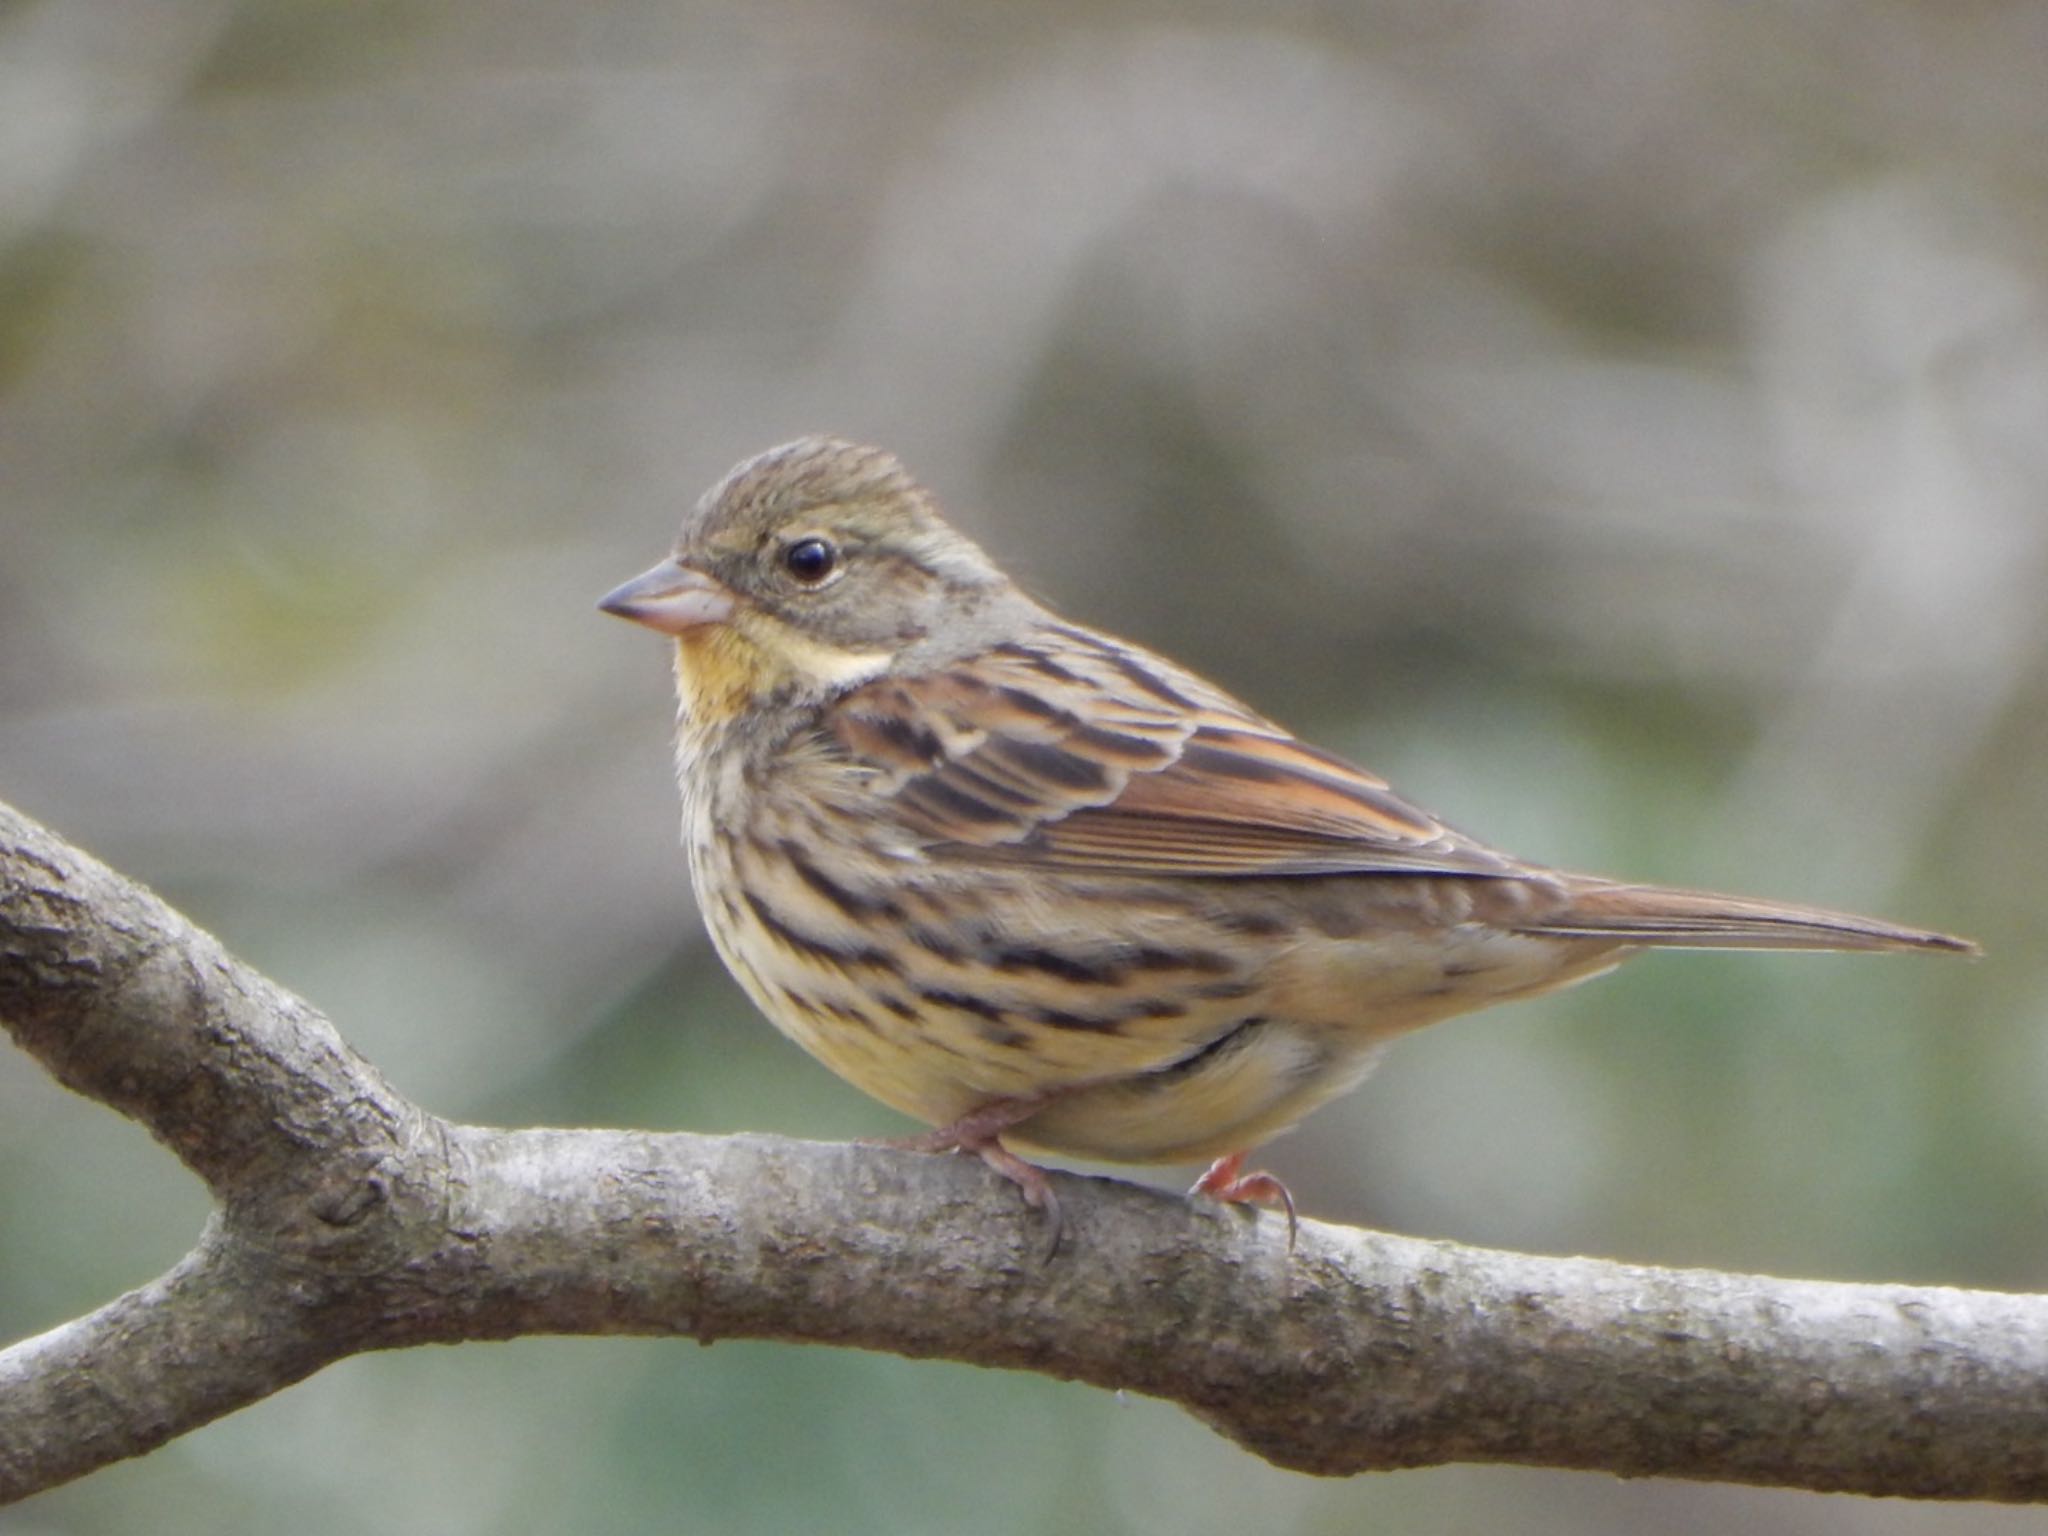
[882,1096,1064,1256]
[1190,1150,1298,1248]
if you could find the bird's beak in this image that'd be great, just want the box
[598,556,738,635]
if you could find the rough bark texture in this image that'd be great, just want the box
[2,797,2044,1505]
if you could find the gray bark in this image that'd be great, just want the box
[2,798,2044,1505]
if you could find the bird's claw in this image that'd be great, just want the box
[1190,1150,1299,1250]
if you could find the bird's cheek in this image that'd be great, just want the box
[733,612,896,695]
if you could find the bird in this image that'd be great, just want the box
[600,435,1977,1247]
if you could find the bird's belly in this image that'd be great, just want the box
[691,819,1626,1163]
[700,869,1284,1137]
[1008,1023,1386,1164]
[1010,930,1625,1164]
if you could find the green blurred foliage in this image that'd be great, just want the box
[3,0,2045,1531]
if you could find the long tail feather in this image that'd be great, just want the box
[1527,879,1980,956]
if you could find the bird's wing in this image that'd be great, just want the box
[814,622,1521,880]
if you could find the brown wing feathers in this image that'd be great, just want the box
[825,625,1976,956]
[828,628,1511,877]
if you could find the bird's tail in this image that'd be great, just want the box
[1527,878,1979,956]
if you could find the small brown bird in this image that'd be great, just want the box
[601,437,1975,1243]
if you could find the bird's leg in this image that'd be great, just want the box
[880,1095,1064,1256]
[1190,1150,1298,1248]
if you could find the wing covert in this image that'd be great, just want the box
[818,625,1517,880]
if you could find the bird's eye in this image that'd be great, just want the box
[781,536,838,585]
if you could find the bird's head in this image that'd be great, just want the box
[601,437,1026,725]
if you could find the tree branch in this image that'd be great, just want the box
[2,797,2043,1506]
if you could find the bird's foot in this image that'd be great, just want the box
[880,1096,1064,1257]
[1189,1149,1298,1249]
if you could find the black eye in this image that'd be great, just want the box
[782,536,838,585]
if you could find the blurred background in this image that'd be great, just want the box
[2,1,2044,1531]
